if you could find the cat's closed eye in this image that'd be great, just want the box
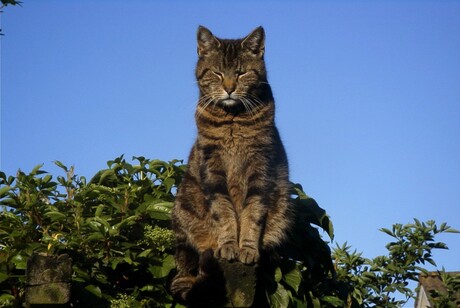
[236,71,247,78]
[212,71,224,79]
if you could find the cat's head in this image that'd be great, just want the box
[195,26,270,111]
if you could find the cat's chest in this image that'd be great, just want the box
[197,113,271,164]
[221,127,250,154]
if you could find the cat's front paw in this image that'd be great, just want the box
[215,243,239,261]
[238,246,259,265]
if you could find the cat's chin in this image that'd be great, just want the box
[220,99,239,107]
[218,99,245,114]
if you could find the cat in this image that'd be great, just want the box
[170,26,293,304]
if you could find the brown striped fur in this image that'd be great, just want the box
[171,26,293,303]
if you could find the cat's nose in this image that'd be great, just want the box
[223,77,236,95]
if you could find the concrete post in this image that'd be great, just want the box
[25,253,72,307]
[219,260,256,307]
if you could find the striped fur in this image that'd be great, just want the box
[171,26,293,303]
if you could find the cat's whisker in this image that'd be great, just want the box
[237,93,262,116]
[244,93,265,108]
[197,100,214,118]
[196,95,215,118]
[239,97,260,125]
[196,92,224,118]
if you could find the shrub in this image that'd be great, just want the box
[0,156,184,307]
[0,155,457,307]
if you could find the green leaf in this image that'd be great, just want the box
[274,267,282,283]
[0,211,21,223]
[31,164,47,175]
[86,232,105,241]
[322,215,334,240]
[42,174,53,184]
[95,273,109,285]
[54,160,68,172]
[137,248,153,258]
[321,295,345,307]
[283,266,302,293]
[113,215,138,230]
[1,1,23,7]
[380,227,394,237]
[73,266,90,281]
[148,255,175,278]
[294,195,334,240]
[95,204,105,217]
[140,284,155,292]
[84,284,102,298]
[44,211,66,222]
[110,257,122,270]
[7,175,15,185]
[90,169,118,186]
[0,185,12,197]
[87,217,110,233]
[124,255,133,265]
[292,183,307,199]
[268,283,290,308]
[0,271,8,283]
[308,291,322,308]
[445,227,460,233]
[11,253,27,270]
[146,202,173,220]
[163,177,175,193]
[0,294,15,304]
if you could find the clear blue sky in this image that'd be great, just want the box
[1,0,459,301]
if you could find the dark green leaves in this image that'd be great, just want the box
[332,220,459,307]
[1,0,23,7]
[291,183,334,240]
[0,156,184,306]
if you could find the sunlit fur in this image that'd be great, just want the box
[171,26,293,304]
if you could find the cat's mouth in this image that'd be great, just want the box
[216,98,246,114]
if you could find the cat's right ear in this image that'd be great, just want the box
[197,26,220,57]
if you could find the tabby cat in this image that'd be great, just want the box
[170,26,293,303]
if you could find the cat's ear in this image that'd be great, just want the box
[197,26,220,57]
[241,26,265,58]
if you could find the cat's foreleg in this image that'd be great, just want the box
[211,196,239,261]
[238,196,267,264]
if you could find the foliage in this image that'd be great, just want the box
[330,220,458,307]
[0,0,22,36]
[0,0,22,8]
[429,270,460,308]
[0,155,458,307]
[261,193,458,307]
[0,156,185,307]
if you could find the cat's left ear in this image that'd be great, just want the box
[241,26,265,58]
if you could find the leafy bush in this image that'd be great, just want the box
[0,155,458,307]
[0,156,184,307]
[331,220,458,307]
